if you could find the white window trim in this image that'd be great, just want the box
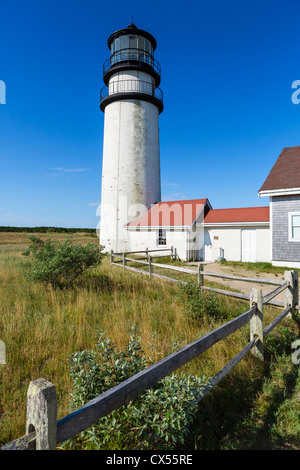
[288,212,300,242]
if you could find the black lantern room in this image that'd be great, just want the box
[100,23,163,113]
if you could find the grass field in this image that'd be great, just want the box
[0,230,98,252]
[0,232,299,450]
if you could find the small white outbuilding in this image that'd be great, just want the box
[202,206,270,263]
[125,198,270,262]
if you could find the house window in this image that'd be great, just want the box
[290,213,300,241]
[158,229,166,246]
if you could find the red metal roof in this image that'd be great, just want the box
[259,146,300,192]
[126,199,209,227]
[204,206,269,224]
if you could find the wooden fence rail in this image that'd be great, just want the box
[1,254,298,450]
[196,270,284,286]
[112,249,285,286]
[111,250,292,308]
[262,281,289,304]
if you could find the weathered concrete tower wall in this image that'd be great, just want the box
[101,99,161,252]
[99,24,163,252]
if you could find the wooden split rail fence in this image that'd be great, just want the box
[1,249,298,450]
[111,249,293,309]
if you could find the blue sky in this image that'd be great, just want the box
[1,0,300,228]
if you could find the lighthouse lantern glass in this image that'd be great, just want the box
[111,35,153,66]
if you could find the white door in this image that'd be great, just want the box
[242,230,256,262]
[204,230,212,261]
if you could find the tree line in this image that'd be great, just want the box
[0,226,96,235]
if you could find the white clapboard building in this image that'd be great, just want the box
[125,199,270,262]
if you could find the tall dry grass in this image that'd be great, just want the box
[0,242,281,447]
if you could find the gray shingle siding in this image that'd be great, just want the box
[272,195,300,261]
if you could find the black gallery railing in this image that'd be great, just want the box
[100,79,163,105]
[103,49,161,76]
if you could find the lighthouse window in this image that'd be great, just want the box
[121,35,129,50]
[138,36,145,51]
[111,35,154,65]
[158,229,167,246]
[129,35,138,49]
[144,39,152,54]
[115,37,121,52]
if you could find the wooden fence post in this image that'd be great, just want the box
[26,379,57,450]
[146,247,149,261]
[171,246,173,259]
[250,288,264,361]
[198,264,204,286]
[284,270,299,319]
[123,252,126,269]
[149,256,153,277]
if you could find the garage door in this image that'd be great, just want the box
[242,229,256,262]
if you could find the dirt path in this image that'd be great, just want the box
[186,262,286,304]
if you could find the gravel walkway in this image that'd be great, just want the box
[185,262,287,304]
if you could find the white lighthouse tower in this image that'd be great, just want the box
[99,23,163,252]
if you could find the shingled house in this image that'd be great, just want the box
[259,146,300,268]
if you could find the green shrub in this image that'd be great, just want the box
[63,326,207,450]
[177,281,220,321]
[23,235,103,288]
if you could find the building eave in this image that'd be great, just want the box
[202,221,270,227]
[125,225,191,230]
[189,200,212,228]
[125,220,270,229]
[258,187,300,197]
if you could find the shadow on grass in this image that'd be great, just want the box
[72,271,153,295]
[181,323,299,450]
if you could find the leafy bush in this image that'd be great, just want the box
[23,235,103,288]
[64,327,207,450]
[177,281,220,321]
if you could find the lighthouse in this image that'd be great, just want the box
[99,23,163,252]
